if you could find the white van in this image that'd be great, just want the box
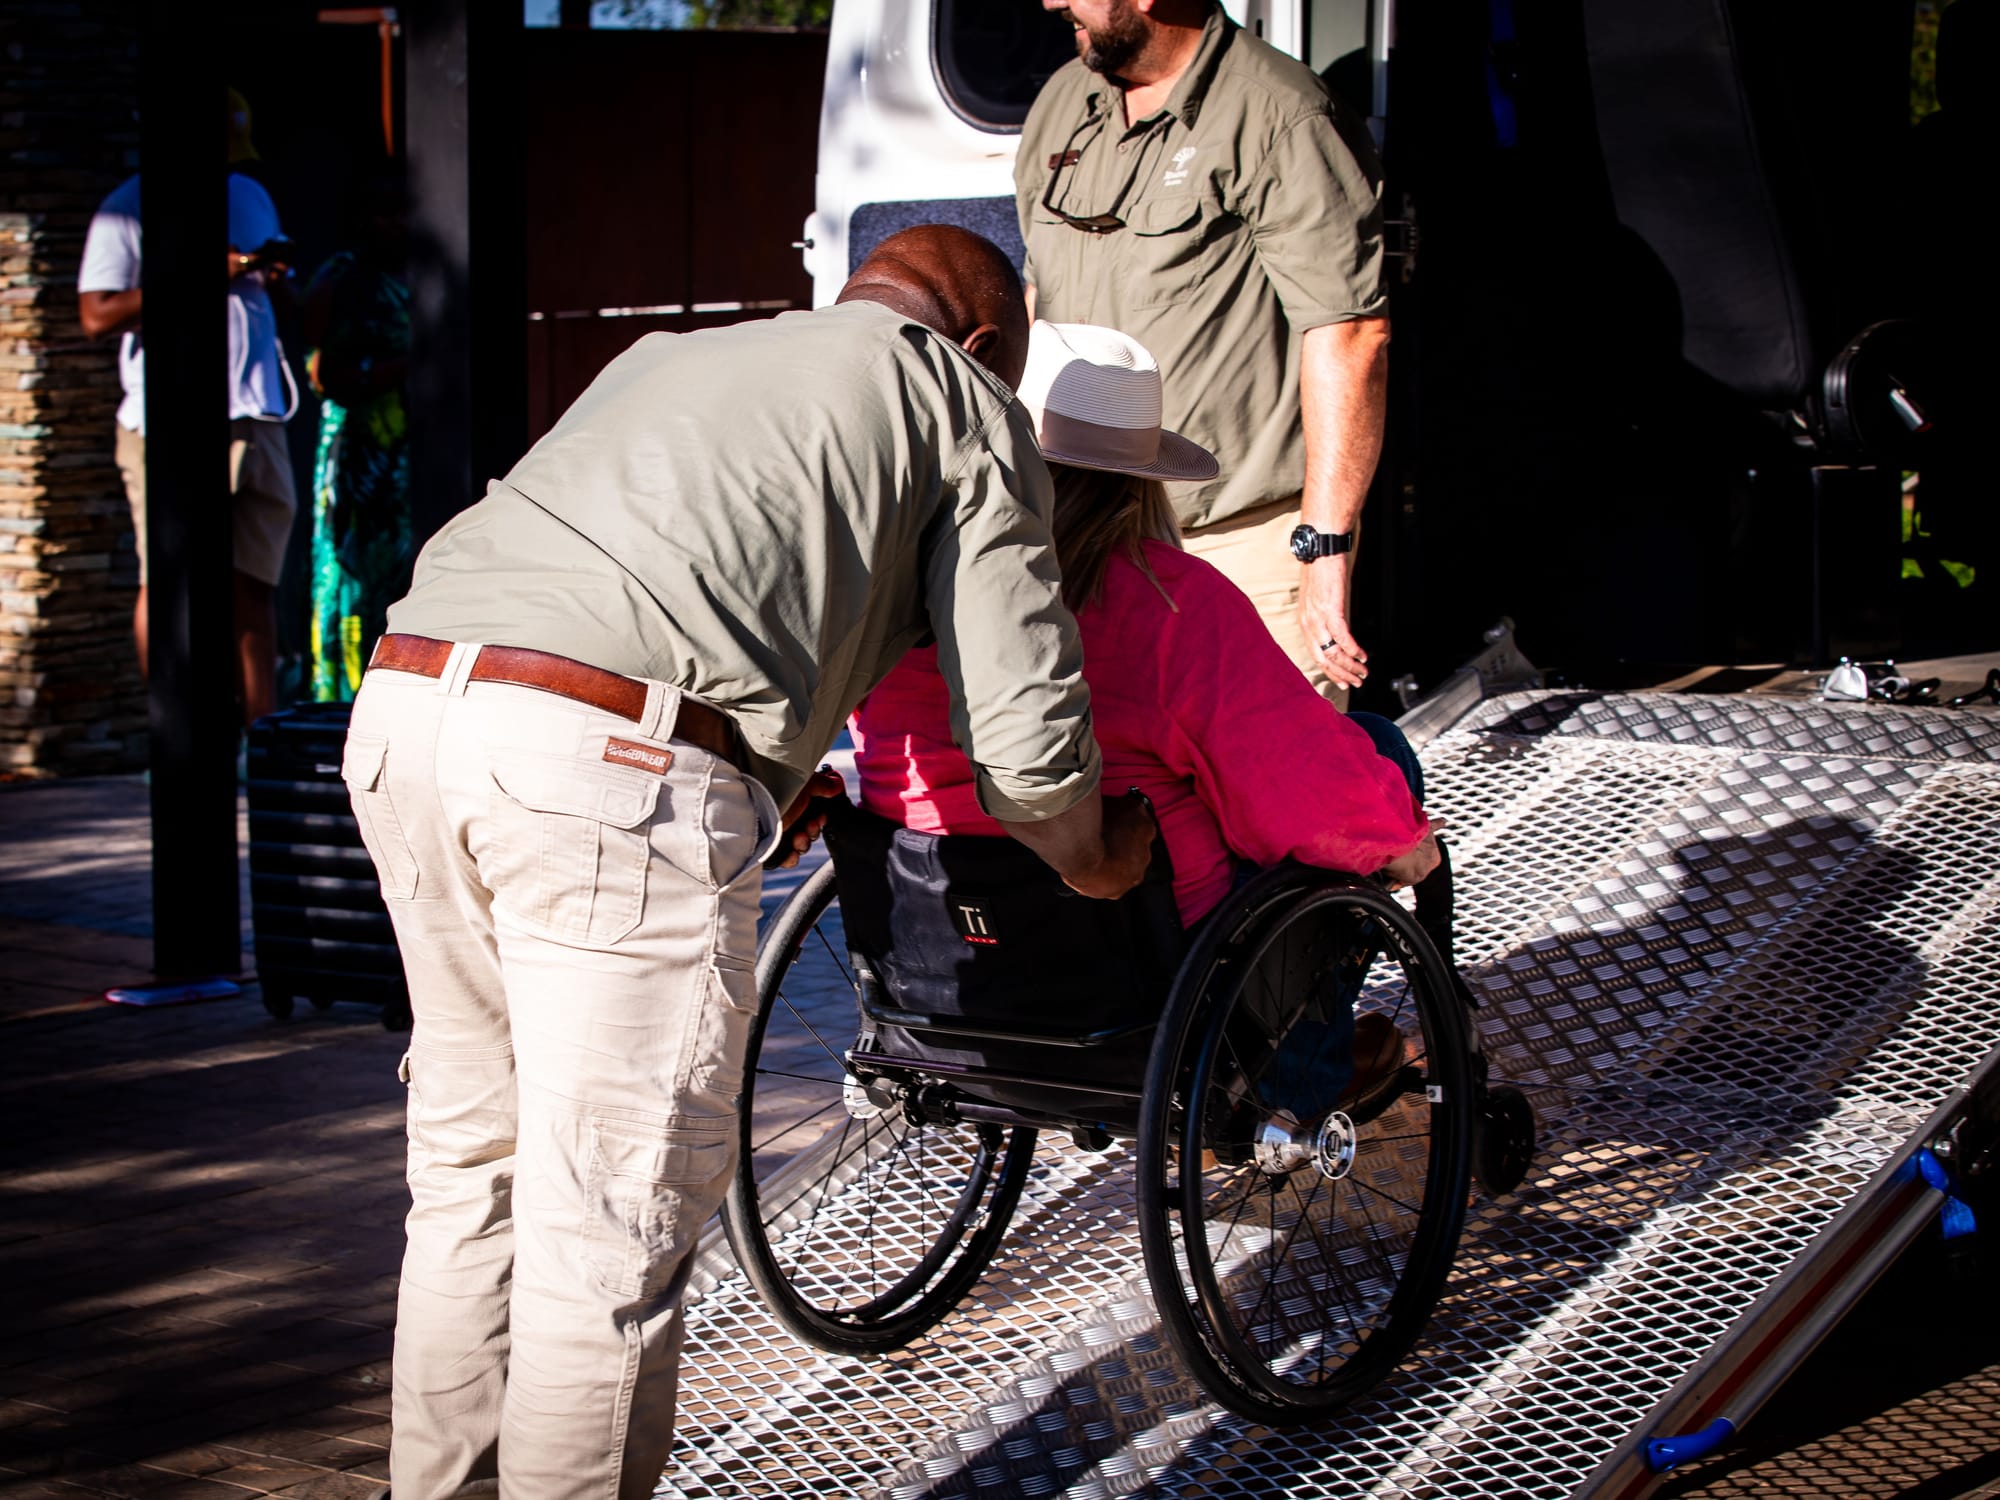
[798,0,1390,306]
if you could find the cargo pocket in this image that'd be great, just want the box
[342,732,419,900]
[581,1121,733,1300]
[1126,194,1211,308]
[484,749,663,947]
[682,953,761,1105]
[398,1049,428,1180]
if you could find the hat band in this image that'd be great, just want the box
[1038,408,1161,469]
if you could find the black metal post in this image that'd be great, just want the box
[1809,465,1829,670]
[404,0,527,547]
[141,5,241,979]
[1806,463,1902,668]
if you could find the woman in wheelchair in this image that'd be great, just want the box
[847,320,1440,1105]
[725,322,1501,1423]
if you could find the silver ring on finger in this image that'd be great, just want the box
[1319,638,1338,653]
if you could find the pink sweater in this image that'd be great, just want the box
[849,541,1429,925]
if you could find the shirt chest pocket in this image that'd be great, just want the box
[1121,194,1212,310]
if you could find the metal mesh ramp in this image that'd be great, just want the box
[658,691,2000,1500]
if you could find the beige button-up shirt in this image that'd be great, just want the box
[387,301,1101,817]
[1016,6,1386,529]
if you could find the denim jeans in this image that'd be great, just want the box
[1229,710,1424,1116]
[1347,710,1425,803]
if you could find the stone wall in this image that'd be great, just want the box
[0,2,143,777]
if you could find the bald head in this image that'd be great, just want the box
[837,225,1031,390]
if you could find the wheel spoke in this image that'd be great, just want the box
[811,922,856,989]
[752,1065,848,1088]
[781,1111,857,1278]
[1281,1169,1368,1376]
[1347,1174,1426,1219]
[775,987,856,1076]
[1243,1174,1290,1340]
[750,1094,847,1155]
[1342,1158,1402,1291]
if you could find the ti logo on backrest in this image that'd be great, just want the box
[952,898,998,946]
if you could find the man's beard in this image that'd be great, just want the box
[1068,2,1148,76]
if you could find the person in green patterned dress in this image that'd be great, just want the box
[302,176,411,701]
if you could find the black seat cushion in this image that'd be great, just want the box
[823,797,1185,1125]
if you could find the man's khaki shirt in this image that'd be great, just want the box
[1016,7,1386,530]
[386,301,1100,817]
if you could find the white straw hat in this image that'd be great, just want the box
[1015,321,1220,483]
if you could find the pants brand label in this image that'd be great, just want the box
[604,737,672,775]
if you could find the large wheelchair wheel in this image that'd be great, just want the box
[1137,865,1475,1426]
[720,859,1038,1355]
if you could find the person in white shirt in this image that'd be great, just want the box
[77,151,301,725]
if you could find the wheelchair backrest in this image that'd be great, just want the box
[823,798,1185,1045]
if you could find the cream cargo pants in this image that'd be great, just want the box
[1181,498,1355,711]
[345,646,777,1500]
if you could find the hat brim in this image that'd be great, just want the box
[1039,427,1220,483]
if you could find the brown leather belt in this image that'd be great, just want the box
[368,633,741,770]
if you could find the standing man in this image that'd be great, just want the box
[77,112,300,726]
[1016,0,1391,703]
[346,226,1152,1500]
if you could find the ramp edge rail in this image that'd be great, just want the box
[1584,1045,2000,1500]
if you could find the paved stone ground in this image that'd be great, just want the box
[0,775,250,950]
[0,919,405,1498]
[2,772,1995,1500]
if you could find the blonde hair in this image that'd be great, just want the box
[1047,464,1182,613]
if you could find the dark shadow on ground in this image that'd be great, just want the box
[0,993,407,1481]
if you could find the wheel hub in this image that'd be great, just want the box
[842,1072,890,1120]
[1314,1110,1358,1180]
[1250,1110,1314,1175]
[1247,1106,1362,1180]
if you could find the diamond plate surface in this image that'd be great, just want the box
[657,694,2000,1500]
[1460,690,2000,764]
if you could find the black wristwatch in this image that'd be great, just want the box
[1288,524,1354,562]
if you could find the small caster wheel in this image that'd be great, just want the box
[262,990,296,1021]
[1476,1085,1536,1197]
[309,995,336,1012]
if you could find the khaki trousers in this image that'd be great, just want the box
[115,420,299,587]
[345,647,778,1500]
[1180,497,1354,711]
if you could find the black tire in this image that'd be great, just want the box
[1137,866,1474,1425]
[1476,1084,1537,1198]
[381,994,412,1032]
[262,989,295,1020]
[720,859,1036,1354]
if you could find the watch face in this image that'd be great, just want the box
[1289,525,1317,562]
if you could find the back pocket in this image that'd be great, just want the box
[483,749,664,947]
[342,732,419,901]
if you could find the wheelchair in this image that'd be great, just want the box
[719,797,1535,1427]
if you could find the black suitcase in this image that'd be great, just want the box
[247,703,411,1029]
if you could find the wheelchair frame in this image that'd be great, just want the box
[721,843,1533,1427]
